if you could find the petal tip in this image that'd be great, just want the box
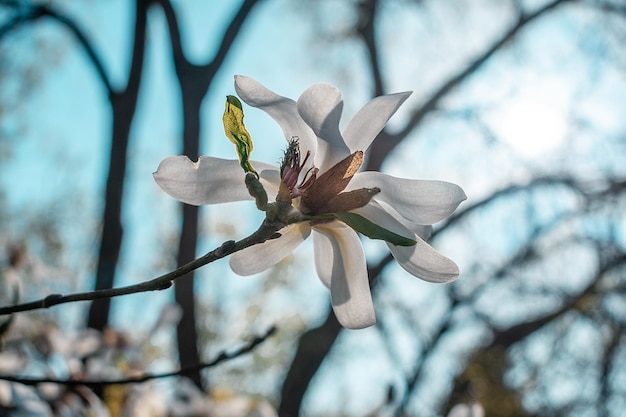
[335,309,377,330]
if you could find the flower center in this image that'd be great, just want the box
[280,137,318,198]
[279,139,380,216]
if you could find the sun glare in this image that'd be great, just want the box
[488,89,569,158]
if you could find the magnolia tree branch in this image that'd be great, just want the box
[0,218,282,316]
[0,326,276,387]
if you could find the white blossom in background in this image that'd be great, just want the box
[0,306,183,416]
[447,402,485,417]
[170,379,277,417]
[0,315,277,417]
[154,75,466,329]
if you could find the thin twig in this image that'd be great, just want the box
[0,326,276,387]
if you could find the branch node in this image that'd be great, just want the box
[156,281,172,291]
[216,240,236,257]
[43,294,63,307]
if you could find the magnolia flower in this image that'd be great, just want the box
[154,75,466,329]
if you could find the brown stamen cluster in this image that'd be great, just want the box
[279,139,380,216]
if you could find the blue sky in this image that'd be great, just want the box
[2,0,626,415]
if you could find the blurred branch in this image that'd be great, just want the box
[0,218,282,316]
[366,0,575,171]
[357,0,385,97]
[394,213,626,416]
[156,0,260,98]
[599,324,622,417]
[208,0,260,76]
[438,177,585,233]
[278,246,393,417]
[277,174,594,416]
[439,251,626,417]
[0,326,275,387]
[592,0,626,15]
[399,0,573,136]
[0,1,113,96]
[433,175,626,243]
[278,312,341,417]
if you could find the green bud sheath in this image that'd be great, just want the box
[223,95,257,176]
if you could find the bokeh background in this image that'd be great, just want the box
[1,0,625,416]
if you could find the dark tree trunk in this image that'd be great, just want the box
[88,0,148,331]
[155,0,262,388]
[278,312,342,417]
[173,90,203,387]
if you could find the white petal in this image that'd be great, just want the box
[313,222,376,329]
[348,171,467,224]
[296,83,345,149]
[312,229,332,289]
[315,140,352,174]
[229,223,311,276]
[354,200,433,240]
[297,83,351,171]
[234,75,317,157]
[352,199,415,240]
[413,224,433,240]
[388,237,460,283]
[343,91,412,153]
[154,156,274,205]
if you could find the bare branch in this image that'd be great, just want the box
[0,326,276,387]
[0,218,282,316]
[401,0,574,137]
[155,0,260,90]
[0,2,113,96]
[357,0,385,97]
[438,176,586,233]
[366,0,575,171]
[207,0,260,74]
[434,252,626,417]
[278,313,341,417]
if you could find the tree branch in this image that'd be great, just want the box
[278,244,394,417]
[366,0,575,171]
[0,218,282,316]
[0,2,113,96]
[0,326,276,387]
[155,0,260,88]
[409,249,626,417]
[357,0,385,97]
[206,0,259,74]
